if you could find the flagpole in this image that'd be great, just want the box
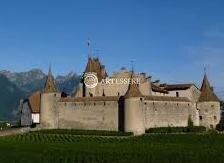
[87,38,92,58]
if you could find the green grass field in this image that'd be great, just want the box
[1,131,224,163]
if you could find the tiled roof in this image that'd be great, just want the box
[124,72,143,98]
[84,57,107,81]
[151,83,168,93]
[28,91,41,113]
[162,84,195,91]
[198,74,219,102]
[60,96,119,102]
[144,95,190,102]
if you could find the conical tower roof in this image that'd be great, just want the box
[124,71,143,98]
[198,74,219,102]
[85,57,94,72]
[43,66,58,93]
[84,57,107,81]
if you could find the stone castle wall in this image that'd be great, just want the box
[75,69,152,98]
[40,96,221,131]
[198,102,220,128]
[57,100,119,131]
[78,80,152,98]
[51,98,199,131]
[143,100,198,129]
[168,86,200,102]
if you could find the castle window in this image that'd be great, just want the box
[176,92,179,97]
[54,93,57,97]
[118,92,120,96]
[211,105,214,108]
[214,116,217,120]
[94,102,96,106]
[199,116,202,120]
[177,103,179,106]
[188,104,190,107]
[145,102,147,105]
[210,124,213,129]
[104,102,106,106]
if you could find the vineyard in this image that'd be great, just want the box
[1,131,224,162]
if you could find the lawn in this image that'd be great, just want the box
[0,131,224,163]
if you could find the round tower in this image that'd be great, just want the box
[197,73,220,129]
[124,72,145,136]
[40,67,60,129]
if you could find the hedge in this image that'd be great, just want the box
[31,129,133,136]
[146,126,206,133]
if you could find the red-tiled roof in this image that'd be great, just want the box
[28,91,41,113]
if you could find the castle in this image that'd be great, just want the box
[21,57,221,135]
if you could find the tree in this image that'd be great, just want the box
[188,115,194,127]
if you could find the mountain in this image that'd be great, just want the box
[56,72,81,94]
[0,69,82,121]
[0,69,46,93]
[0,69,82,94]
[0,75,27,120]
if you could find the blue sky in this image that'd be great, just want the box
[0,0,224,95]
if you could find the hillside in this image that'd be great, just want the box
[56,72,81,94]
[0,69,81,121]
[0,75,27,120]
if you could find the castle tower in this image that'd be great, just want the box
[82,57,107,97]
[124,71,145,135]
[40,66,60,129]
[197,73,220,129]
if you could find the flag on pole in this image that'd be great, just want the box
[87,38,90,47]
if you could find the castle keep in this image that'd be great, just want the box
[21,57,221,135]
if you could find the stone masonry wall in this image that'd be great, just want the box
[57,101,119,131]
[168,86,200,102]
[198,102,220,128]
[143,100,197,129]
